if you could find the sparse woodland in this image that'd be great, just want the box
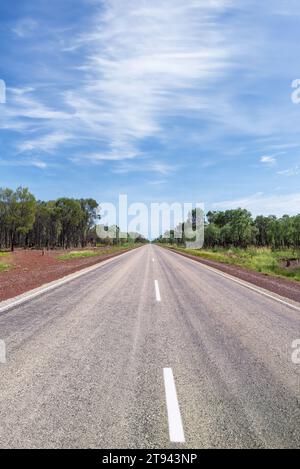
[0,186,147,251]
[155,208,300,250]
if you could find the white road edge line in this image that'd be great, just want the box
[166,249,300,313]
[163,368,185,443]
[155,280,161,302]
[0,248,137,314]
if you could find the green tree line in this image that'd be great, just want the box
[155,208,300,250]
[0,187,148,251]
[0,187,100,251]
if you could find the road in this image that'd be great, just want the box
[0,244,299,449]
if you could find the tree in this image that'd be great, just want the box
[55,198,83,248]
[5,187,36,251]
[204,223,220,247]
[79,199,99,247]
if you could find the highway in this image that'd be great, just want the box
[0,244,299,448]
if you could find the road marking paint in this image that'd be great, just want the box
[154,280,161,302]
[164,248,300,313]
[163,368,185,443]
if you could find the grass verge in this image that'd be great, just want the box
[0,252,11,272]
[163,245,300,282]
[0,252,9,257]
[57,245,138,261]
[0,263,10,272]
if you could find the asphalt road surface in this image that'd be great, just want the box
[0,244,299,449]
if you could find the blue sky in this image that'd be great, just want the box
[1,0,300,215]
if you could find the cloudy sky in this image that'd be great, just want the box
[1,0,300,215]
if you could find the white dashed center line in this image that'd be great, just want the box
[154,280,161,302]
[163,368,185,443]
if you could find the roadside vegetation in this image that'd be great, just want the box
[0,252,10,272]
[154,208,300,282]
[0,263,10,272]
[0,187,148,252]
[58,244,139,261]
[166,246,300,282]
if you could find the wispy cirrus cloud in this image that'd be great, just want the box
[1,0,233,168]
[11,18,38,38]
[0,158,48,169]
[18,131,73,153]
[112,160,182,175]
[2,0,300,210]
[277,165,300,177]
[63,0,233,161]
[213,191,300,216]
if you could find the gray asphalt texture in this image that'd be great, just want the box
[0,244,299,449]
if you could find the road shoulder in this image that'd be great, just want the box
[0,247,139,307]
[160,246,300,304]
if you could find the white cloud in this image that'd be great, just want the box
[30,160,48,169]
[277,165,299,177]
[213,192,300,216]
[0,158,48,169]
[2,0,234,165]
[73,0,231,150]
[5,0,299,178]
[266,143,300,151]
[10,90,70,121]
[260,155,276,165]
[112,160,181,175]
[80,151,139,163]
[148,180,167,185]
[18,132,72,153]
[12,18,38,38]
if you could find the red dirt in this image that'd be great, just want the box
[2,247,300,305]
[0,248,130,302]
[167,248,300,304]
